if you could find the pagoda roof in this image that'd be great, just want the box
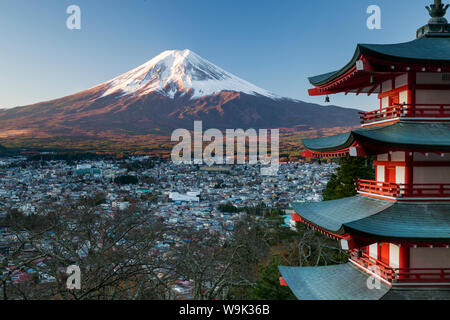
[291,195,450,242]
[279,263,450,300]
[278,263,390,300]
[309,36,450,87]
[382,288,450,300]
[291,196,392,233]
[345,202,450,241]
[303,121,450,152]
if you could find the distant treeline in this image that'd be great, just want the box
[0,144,18,157]
[218,201,284,217]
[27,152,116,162]
[114,175,139,185]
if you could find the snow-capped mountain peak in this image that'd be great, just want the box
[100,49,278,99]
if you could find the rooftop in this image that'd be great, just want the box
[302,121,450,153]
[279,263,390,300]
[291,195,450,242]
[308,1,450,96]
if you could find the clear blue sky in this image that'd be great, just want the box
[0,0,433,110]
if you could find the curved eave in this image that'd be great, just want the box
[279,263,390,300]
[292,197,450,242]
[308,47,362,87]
[344,202,450,243]
[358,37,450,66]
[353,121,450,151]
[308,37,450,88]
[290,196,393,235]
[302,132,354,153]
[302,122,450,154]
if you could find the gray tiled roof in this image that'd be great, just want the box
[309,37,450,86]
[345,202,450,241]
[292,196,450,241]
[382,288,450,300]
[291,195,393,234]
[303,122,450,152]
[279,263,390,300]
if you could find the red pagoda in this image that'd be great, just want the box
[279,1,450,300]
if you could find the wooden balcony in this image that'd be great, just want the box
[349,250,450,285]
[349,250,395,282]
[356,179,400,198]
[359,103,450,125]
[356,179,450,199]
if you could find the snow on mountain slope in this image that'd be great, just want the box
[100,49,279,100]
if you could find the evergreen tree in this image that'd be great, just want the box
[322,156,374,201]
[250,256,296,300]
[114,175,138,185]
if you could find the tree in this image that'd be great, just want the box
[294,222,347,267]
[322,156,374,201]
[172,216,269,300]
[114,175,138,185]
[1,202,171,300]
[250,256,296,300]
[218,202,242,213]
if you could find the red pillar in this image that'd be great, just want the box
[399,244,410,279]
[404,151,414,197]
[380,243,390,265]
[406,72,416,116]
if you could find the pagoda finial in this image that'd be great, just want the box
[426,0,449,23]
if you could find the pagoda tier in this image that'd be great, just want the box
[308,38,450,98]
[307,5,450,128]
[281,1,450,299]
[279,263,391,300]
[279,263,450,300]
[290,196,450,243]
[301,122,450,156]
[282,197,450,289]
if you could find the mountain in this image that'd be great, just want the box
[101,49,277,100]
[0,49,360,150]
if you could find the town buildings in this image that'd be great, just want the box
[0,156,335,293]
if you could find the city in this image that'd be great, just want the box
[0,155,337,298]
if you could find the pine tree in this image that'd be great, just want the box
[250,256,296,300]
[322,156,374,201]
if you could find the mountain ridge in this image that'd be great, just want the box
[97,49,278,100]
[0,49,361,152]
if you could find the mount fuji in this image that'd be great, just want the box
[99,49,278,100]
[0,49,360,151]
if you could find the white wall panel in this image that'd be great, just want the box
[396,166,405,184]
[413,167,450,184]
[377,165,385,182]
[416,90,450,104]
[391,151,405,162]
[389,244,400,268]
[369,244,378,260]
[410,248,450,269]
[416,73,450,85]
[395,74,408,88]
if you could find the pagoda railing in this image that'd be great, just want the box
[356,179,450,198]
[394,268,450,283]
[360,103,450,124]
[401,183,450,198]
[349,250,450,284]
[356,179,400,198]
[349,250,396,282]
[359,105,404,124]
